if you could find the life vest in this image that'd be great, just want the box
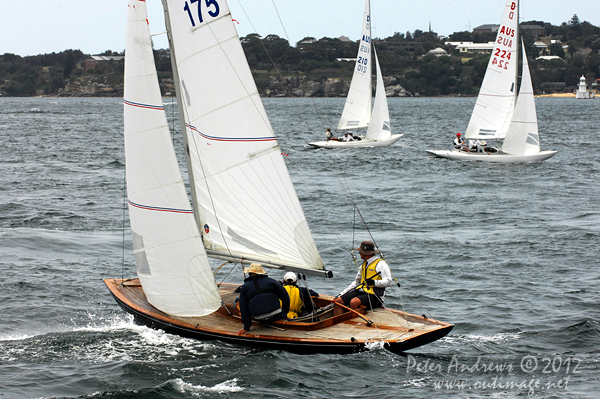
[281,284,303,319]
[360,258,383,295]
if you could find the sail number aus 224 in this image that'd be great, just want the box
[184,0,220,27]
[491,50,511,70]
[491,22,515,70]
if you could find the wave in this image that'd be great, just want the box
[168,378,244,395]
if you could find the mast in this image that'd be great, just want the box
[515,0,520,106]
[160,0,205,235]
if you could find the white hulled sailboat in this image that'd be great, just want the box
[308,0,403,148]
[427,0,557,163]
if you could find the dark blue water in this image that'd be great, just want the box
[1,96,599,398]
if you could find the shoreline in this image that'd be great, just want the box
[2,93,588,99]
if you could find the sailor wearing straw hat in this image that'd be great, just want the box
[333,241,393,316]
[237,263,290,335]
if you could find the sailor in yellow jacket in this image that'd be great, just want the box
[333,241,393,316]
[280,272,320,319]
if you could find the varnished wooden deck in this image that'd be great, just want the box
[105,278,453,354]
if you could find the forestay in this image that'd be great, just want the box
[162,0,325,273]
[123,0,221,317]
[465,0,519,140]
[501,43,540,156]
[337,0,373,131]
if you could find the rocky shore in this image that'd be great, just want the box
[56,75,413,98]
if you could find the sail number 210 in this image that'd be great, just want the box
[184,0,220,27]
[356,56,368,72]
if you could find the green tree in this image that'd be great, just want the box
[549,42,565,58]
[567,40,581,57]
[62,50,77,78]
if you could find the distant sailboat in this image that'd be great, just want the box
[427,0,557,163]
[308,0,403,148]
[105,0,452,354]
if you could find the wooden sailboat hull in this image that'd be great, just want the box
[308,134,403,149]
[426,149,557,163]
[105,278,452,354]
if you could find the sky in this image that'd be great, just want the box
[1,0,598,56]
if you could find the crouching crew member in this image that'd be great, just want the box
[237,263,289,335]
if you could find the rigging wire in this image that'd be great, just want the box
[235,0,327,133]
[168,97,176,141]
[232,4,421,325]
[234,0,373,261]
[248,3,440,329]
[121,155,127,282]
[175,2,436,324]
[215,261,241,287]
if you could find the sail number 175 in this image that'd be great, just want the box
[184,0,220,27]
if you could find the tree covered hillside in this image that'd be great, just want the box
[0,15,598,97]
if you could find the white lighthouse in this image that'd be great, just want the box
[576,75,595,99]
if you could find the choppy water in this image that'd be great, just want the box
[0,96,599,398]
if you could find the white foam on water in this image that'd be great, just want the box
[0,333,36,341]
[169,378,244,395]
[74,313,224,363]
[71,312,139,334]
[364,339,389,351]
[402,377,430,388]
[443,332,522,346]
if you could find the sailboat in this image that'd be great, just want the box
[307,0,403,149]
[105,0,452,354]
[426,0,557,163]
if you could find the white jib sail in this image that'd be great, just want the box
[162,0,324,272]
[366,48,392,141]
[465,0,519,140]
[124,0,221,317]
[337,0,373,131]
[501,43,540,155]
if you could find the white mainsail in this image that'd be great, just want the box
[365,48,391,141]
[501,43,540,156]
[465,0,519,140]
[337,0,373,131]
[161,0,324,273]
[124,0,221,316]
